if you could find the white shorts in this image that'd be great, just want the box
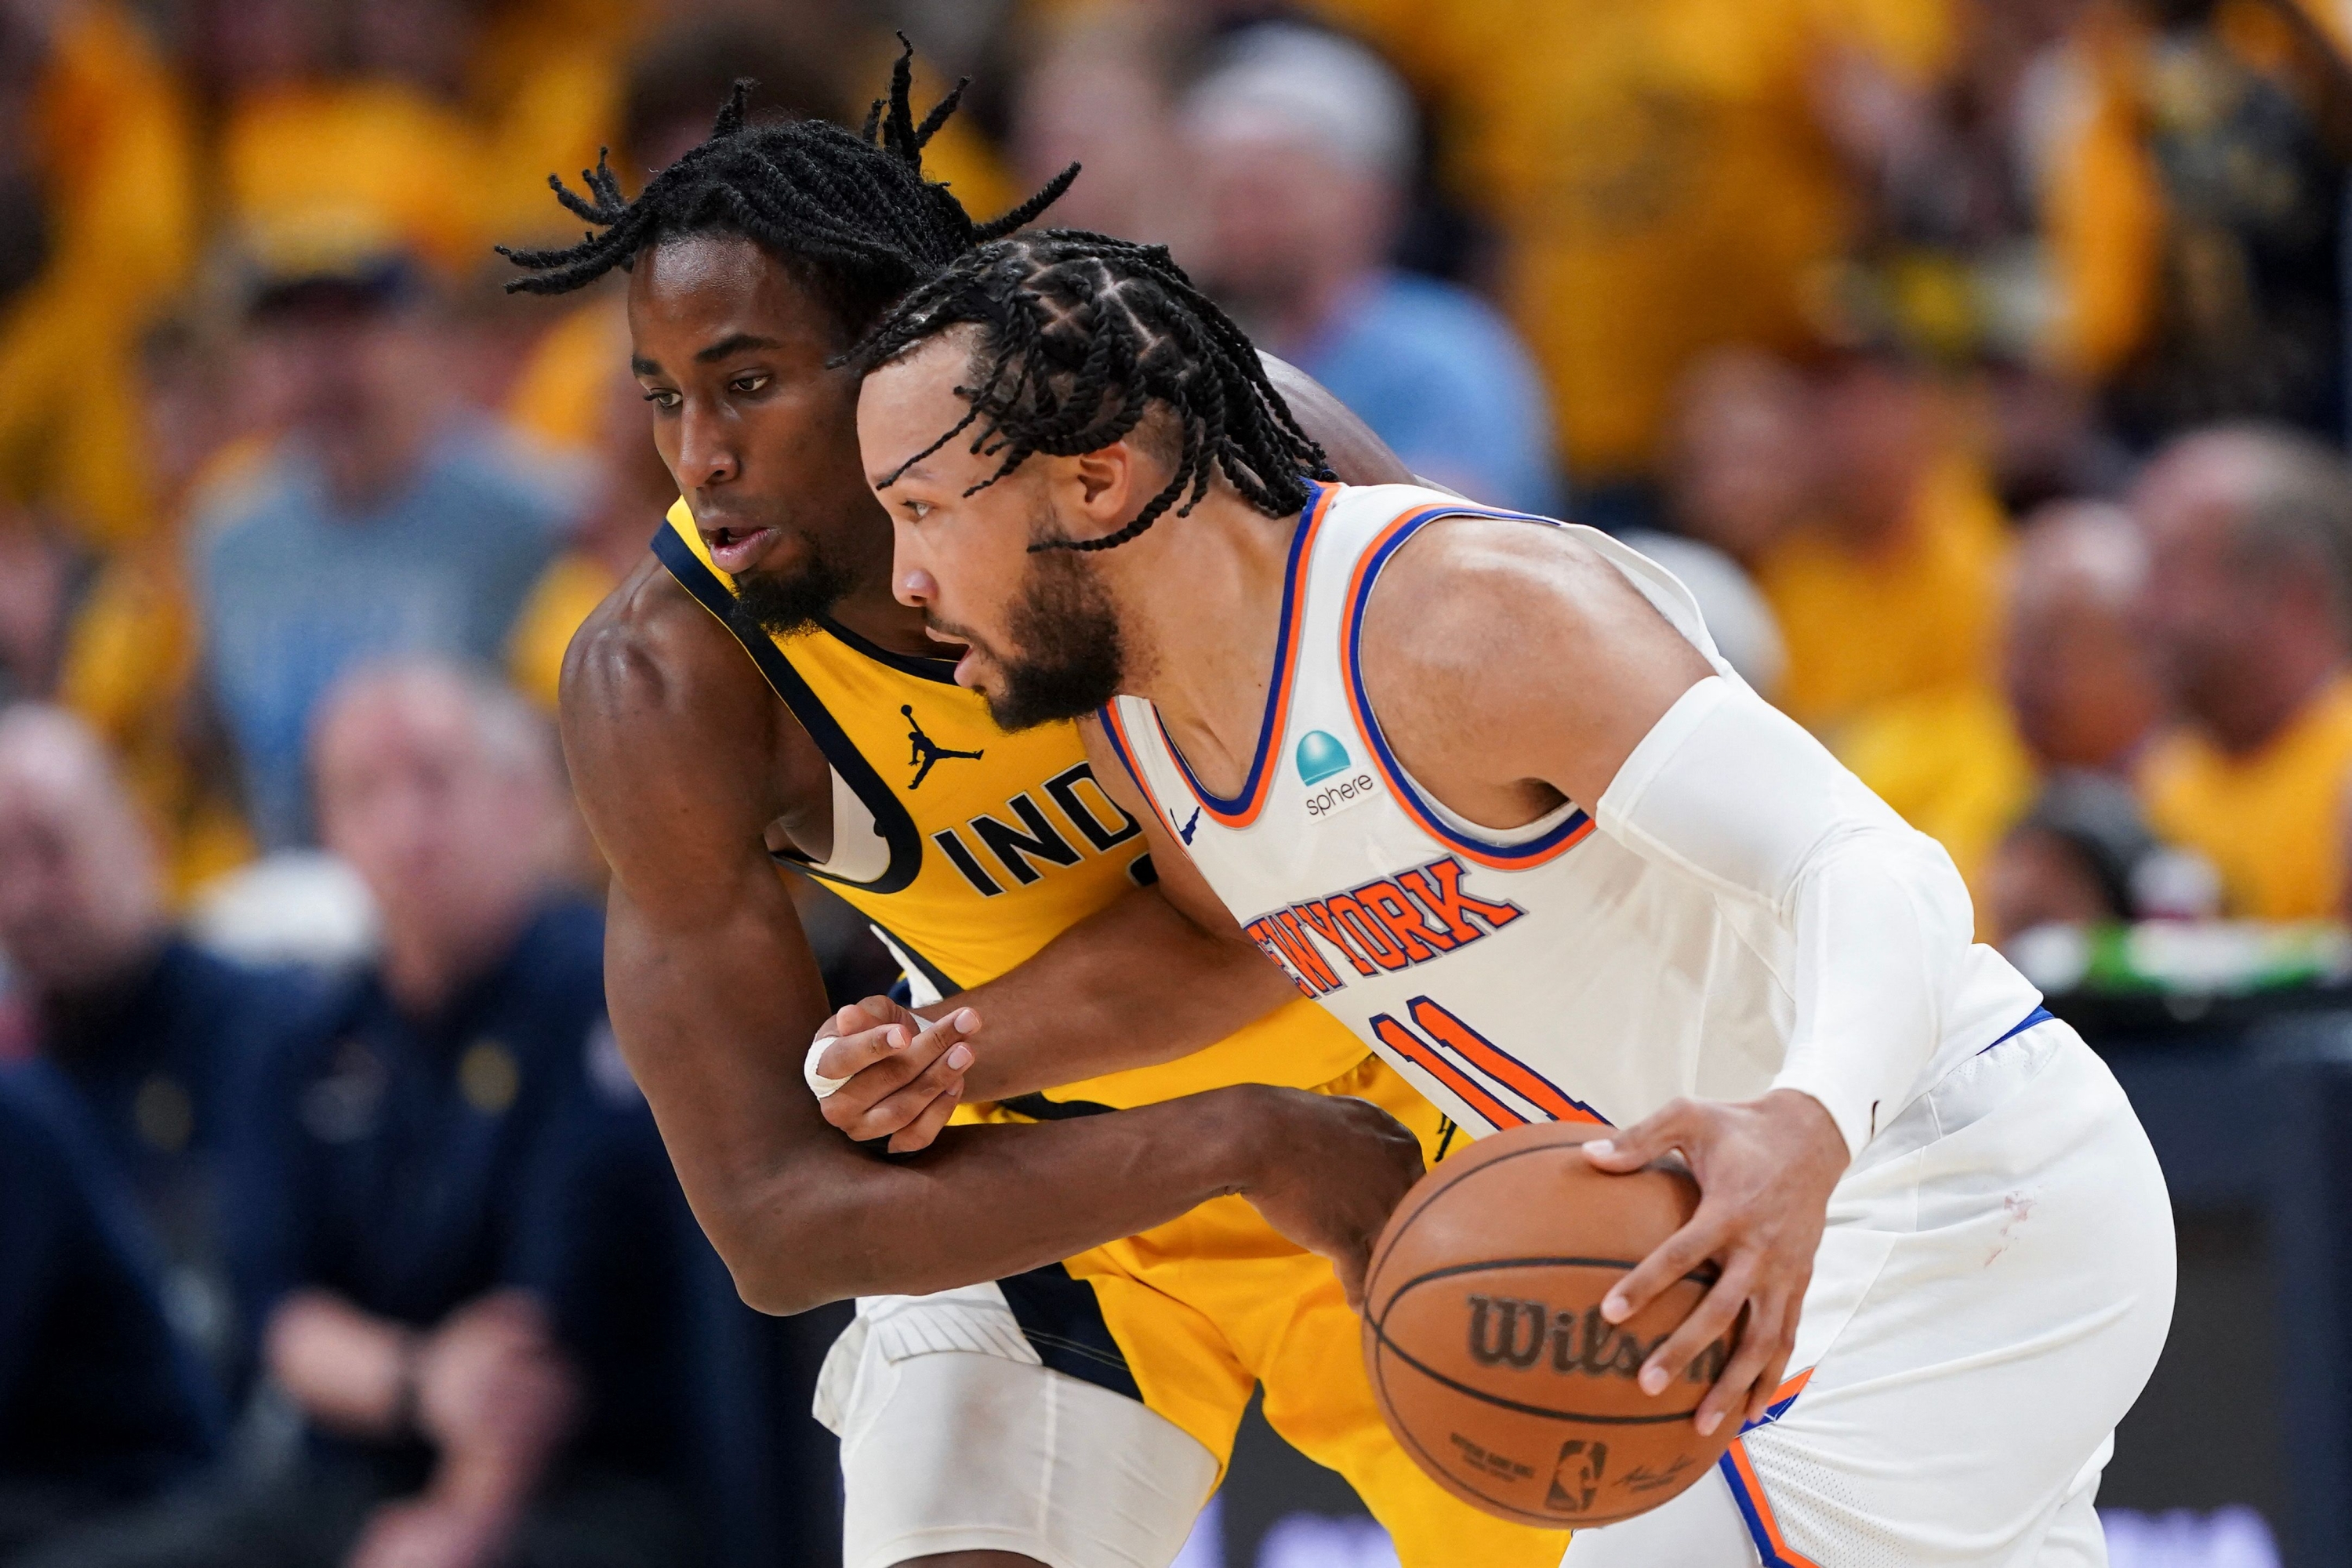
[1563,1018,2176,1567]
[818,1284,1218,1568]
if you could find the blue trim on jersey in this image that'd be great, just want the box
[1152,480,1323,820]
[1344,503,1595,862]
[1719,1454,1807,1568]
[1093,702,1166,825]
[1980,1004,2055,1054]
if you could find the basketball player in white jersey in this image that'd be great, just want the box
[824,232,2177,1564]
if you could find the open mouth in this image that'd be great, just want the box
[701,523,781,573]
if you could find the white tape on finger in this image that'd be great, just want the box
[806,1035,853,1100]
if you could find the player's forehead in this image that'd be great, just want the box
[858,331,991,486]
[626,231,837,365]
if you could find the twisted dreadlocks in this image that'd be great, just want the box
[851,230,1334,552]
[499,39,1077,342]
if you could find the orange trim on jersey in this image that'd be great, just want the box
[1339,506,1597,871]
[1153,481,1340,829]
[1370,1015,1527,1131]
[1719,1368,1824,1568]
[1722,1439,1824,1568]
[1406,999,1606,1126]
[1098,702,1174,840]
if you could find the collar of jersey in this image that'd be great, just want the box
[1152,479,1335,829]
[815,613,964,684]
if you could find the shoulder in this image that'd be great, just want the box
[560,555,825,877]
[1361,514,1637,669]
[561,554,771,757]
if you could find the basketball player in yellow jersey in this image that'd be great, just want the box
[504,60,1568,1568]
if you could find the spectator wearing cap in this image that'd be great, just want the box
[191,242,574,851]
[1181,22,1559,514]
[2134,426,2352,919]
[0,706,315,1393]
[0,1060,220,1559]
[49,661,699,1568]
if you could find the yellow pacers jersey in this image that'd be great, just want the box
[652,502,1369,1108]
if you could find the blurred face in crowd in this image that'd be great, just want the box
[1816,358,1937,550]
[1189,127,1395,347]
[350,0,478,97]
[244,289,445,510]
[0,706,164,996]
[1012,24,1183,245]
[2004,503,2165,771]
[628,232,888,636]
[2131,434,2345,744]
[313,668,562,1012]
[1666,350,1818,563]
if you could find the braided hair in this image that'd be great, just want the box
[850,230,1334,552]
[499,38,1077,342]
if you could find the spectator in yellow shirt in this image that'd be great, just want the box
[0,0,198,549]
[1751,354,2011,736]
[53,319,262,902]
[2135,426,2352,918]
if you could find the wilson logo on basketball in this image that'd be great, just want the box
[1465,1295,1726,1385]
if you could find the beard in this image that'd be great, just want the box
[977,549,1129,731]
[727,532,858,640]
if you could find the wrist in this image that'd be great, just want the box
[1759,1087,1851,1174]
[1194,1083,1296,1198]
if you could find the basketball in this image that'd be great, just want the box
[1360,1120,1741,1529]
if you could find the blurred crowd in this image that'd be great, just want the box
[4,0,2352,1563]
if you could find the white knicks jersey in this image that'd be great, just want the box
[1099,481,2043,1138]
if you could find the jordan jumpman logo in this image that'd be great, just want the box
[903,705,985,789]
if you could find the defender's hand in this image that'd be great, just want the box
[810,999,980,1153]
[1230,1087,1426,1310]
[1582,1090,1848,1436]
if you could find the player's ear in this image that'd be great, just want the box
[1069,444,1135,535]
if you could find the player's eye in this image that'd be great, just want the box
[730,373,770,395]
[642,388,680,410]
[901,499,932,521]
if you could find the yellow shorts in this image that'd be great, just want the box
[1017,1055,1570,1568]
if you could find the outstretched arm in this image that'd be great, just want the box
[564,566,1421,1312]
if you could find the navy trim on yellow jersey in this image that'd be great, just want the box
[998,1091,1116,1120]
[815,614,963,684]
[652,524,925,894]
[996,1262,1142,1401]
[868,913,961,998]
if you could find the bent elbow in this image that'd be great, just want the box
[704,1207,854,1317]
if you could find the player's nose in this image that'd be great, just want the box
[896,564,938,608]
[673,409,741,489]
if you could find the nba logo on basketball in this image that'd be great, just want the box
[1546,1440,1608,1515]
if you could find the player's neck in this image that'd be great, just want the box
[1115,491,1306,797]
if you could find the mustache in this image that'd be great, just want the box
[922,612,980,652]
